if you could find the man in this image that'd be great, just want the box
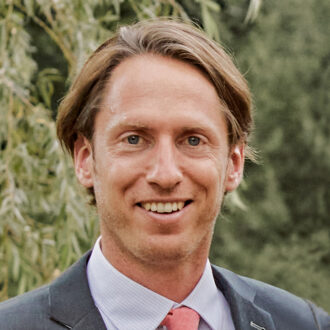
[0,19,329,330]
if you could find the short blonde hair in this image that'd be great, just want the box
[57,18,253,161]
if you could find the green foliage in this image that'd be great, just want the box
[0,0,329,312]
[0,0,202,302]
[210,0,330,311]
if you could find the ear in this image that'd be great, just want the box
[73,135,94,188]
[225,144,245,192]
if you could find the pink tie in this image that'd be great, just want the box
[160,306,200,330]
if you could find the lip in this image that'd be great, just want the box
[136,198,192,204]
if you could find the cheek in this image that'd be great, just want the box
[193,156,228,218]
[193,154,227,190]
[93,154,145,199]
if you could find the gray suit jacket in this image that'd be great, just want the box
[0,251,329,330]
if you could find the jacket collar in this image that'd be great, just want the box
[49,251,275,330]
[212,265,276,330]
[49,251,106,329]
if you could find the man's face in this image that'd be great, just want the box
[74,54,244,268]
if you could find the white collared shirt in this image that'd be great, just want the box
[87,237,235,330]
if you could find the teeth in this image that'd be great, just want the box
[164,203,172,213]
[144,202,151,211]
[157,203,164,213]
[141,201,186,213]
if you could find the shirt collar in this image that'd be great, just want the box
[181,259,226,329]
[87,237,225,330]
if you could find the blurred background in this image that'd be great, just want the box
[0,0,329,311]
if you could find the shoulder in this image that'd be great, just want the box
[0,285,55,330]
[242,276,329,328]
[212,265,330,330]
[0,251,94,330]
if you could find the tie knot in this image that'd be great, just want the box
[161,306,200,330]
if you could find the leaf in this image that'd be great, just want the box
[244,0,263,24]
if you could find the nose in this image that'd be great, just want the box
[146,138,183,190]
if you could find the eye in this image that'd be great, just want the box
[187,136,200,146]
[127,135,140,145]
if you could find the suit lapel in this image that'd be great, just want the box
[48,251,276,329]
[212,265,276,330]
[49,251,106,329]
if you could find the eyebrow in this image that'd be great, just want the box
[179,126,210,133]
[111,123,212,133]
[115,122,152,131]
[107,116,218,134]
[103,119,152,133]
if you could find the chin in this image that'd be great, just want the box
[132,234,209,267]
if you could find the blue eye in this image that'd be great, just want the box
[127,135,140,144]
[188,136,200,146]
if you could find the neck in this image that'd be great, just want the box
[100,235,210,302]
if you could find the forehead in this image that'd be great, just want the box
[106,54,219,106]
[96,54,227,135]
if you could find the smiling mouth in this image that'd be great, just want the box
[137,200,193,214]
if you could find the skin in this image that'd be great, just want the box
[74,54,244,302]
